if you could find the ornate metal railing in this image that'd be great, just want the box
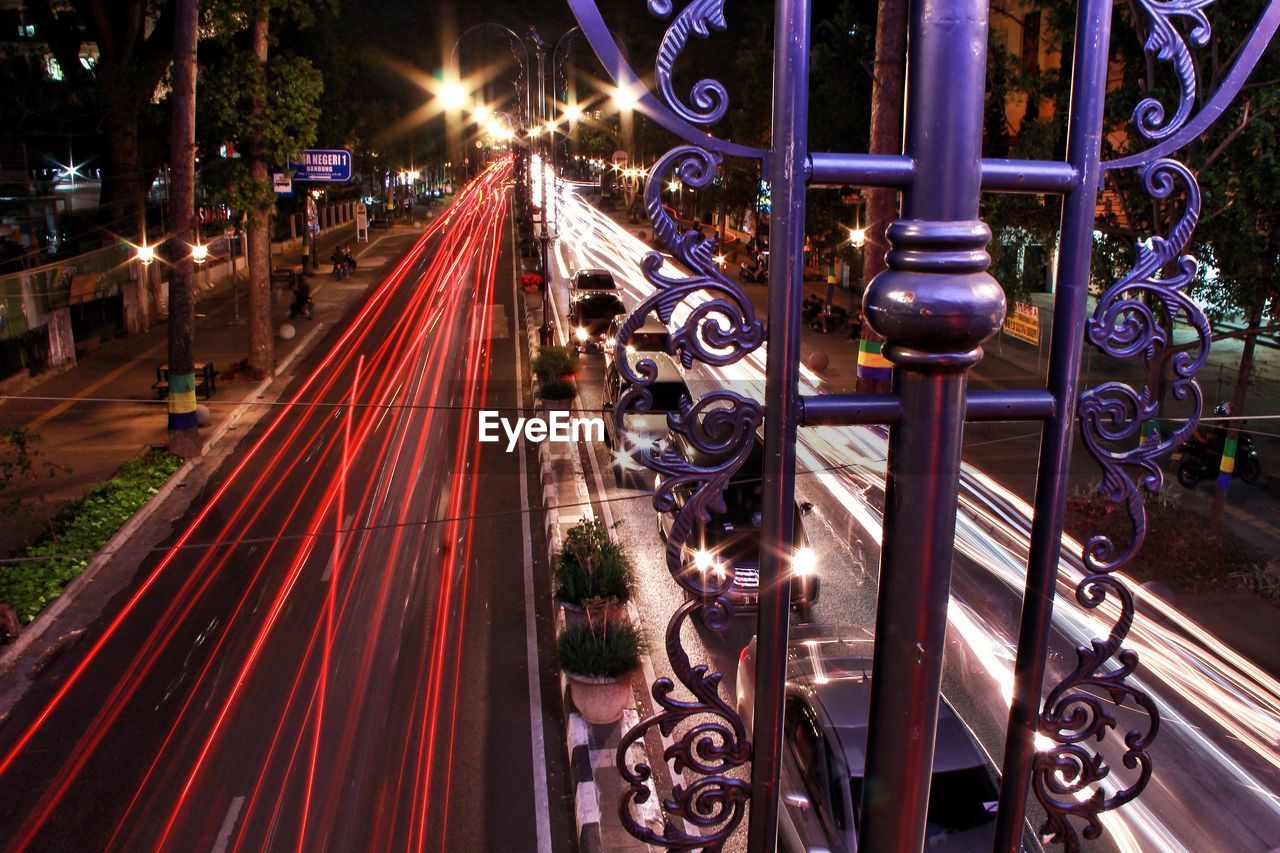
[565,0,1280,849]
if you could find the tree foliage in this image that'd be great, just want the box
[197,2,324,219]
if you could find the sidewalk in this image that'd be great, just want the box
[0,216,429,561]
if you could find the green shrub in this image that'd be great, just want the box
[556,620,642,677]
[554,519,633,605]
[0,450,183,623]
[532,345,580,378]
[537,378,577,400]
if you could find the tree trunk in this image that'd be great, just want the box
[1209,299,1264,523]
[246,9,274,376]
[855,0,907,394]
[100,99,148,236]
[167,0,201,458]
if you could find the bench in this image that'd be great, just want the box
[152,362,216,400]
[270,268,299,290]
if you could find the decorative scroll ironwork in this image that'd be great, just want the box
[1033,576,1161,851]
[650,0,731,126]
[611,140,765,848]
[1041,158,1208,848]
[1079,158,1209,572]
[1131,0,1213,141]
[616,599,752,851]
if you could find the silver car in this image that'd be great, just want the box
[603,312,672,371]
[737,628,1038,852]
[602,352,690,489]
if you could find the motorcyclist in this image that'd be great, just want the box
[1192,403,1230,449]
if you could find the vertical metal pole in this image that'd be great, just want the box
[745,0,810,849]
[993,0,1112,847]
[533,35,554,348]
[857,0,1001,848]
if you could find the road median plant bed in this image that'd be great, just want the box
[0,449,184,624]
[1064,489,1270,597]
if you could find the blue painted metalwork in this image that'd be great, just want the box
[561,0,1279,848]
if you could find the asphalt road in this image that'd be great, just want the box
[547,180,1280,852]
[0,163,570,852]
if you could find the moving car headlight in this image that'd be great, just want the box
[693,549,715,572]
[793,547,817,577]
[574,326,589,342]
[605,336,617,349]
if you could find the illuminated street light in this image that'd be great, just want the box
[440,82,467,110]
[667,180,680,192]
[848,226,866,247]
[563,104,582,123]
[136,243,156,265]
[191,242,209,264]
[472,104,491,124]
[612,83,639,111]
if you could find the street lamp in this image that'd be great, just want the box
[136,243,156,265]
[440,81,467,110]
[191,242,208,264]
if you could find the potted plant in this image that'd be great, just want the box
[554,519,634,626]
[557,619,642,724]
[533,345,579,408]
[519,271,544,294]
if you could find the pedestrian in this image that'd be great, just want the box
[847,305,865,341]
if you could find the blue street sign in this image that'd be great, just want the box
[291,149,352,182]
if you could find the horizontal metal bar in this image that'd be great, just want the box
[808,153,914,188]
[797,389,1055,426]
[980,159,1079,193]
[798,393,901,425]
[965,388,1057,420]
[807,154,1079,194]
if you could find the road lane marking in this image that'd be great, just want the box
[322,513,355,583]
[511,212,554,853]
[211,795,245,853]
[26,339,167,430]
[486,304,510,339]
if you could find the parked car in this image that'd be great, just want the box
[602,352,690,488]
[603,312,672,371]
[736,627,1039,853]
[569,291,627,353]
[571,267,618,293]
[656,432,818,616]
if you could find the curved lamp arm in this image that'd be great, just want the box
[567,0,765,161]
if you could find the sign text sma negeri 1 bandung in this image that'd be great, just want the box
[291,149,352,182]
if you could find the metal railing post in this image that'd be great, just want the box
[993,0,1114,846]
[745,0,811,848]
[857,0,1002,848]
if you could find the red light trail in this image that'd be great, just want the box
[0,160,516,850]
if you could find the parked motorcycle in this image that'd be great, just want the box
[1173,432,1261,488]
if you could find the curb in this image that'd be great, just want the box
[0,454,198,678]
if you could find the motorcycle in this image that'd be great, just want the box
[330,257,355,280]
[1173,431,1261,488]
[738,251,769,284]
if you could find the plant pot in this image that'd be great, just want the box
[561,600,629,629]
[566,670,635,725]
